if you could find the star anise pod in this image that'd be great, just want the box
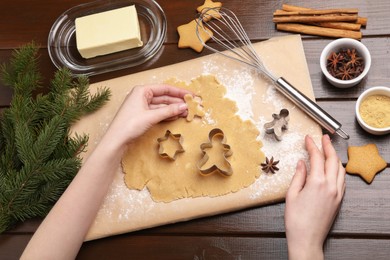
[327,52,343,71]
[326,48,365,80]
[336,66,355,80]
[261,156,279,174]
[346,48,364,68]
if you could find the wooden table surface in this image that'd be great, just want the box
[1,0,389,259]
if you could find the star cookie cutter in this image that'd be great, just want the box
[197,128,233,177]
[264,109,289,141]
[157,130,185,160]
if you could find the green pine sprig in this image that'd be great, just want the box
[0,43,111,233]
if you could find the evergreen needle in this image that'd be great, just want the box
[0,43,111,233]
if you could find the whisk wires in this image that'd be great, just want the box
[196,7,276,81]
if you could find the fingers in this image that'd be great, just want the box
[337,160,346,196]
[307,135,345,201]
[305,135,325,177]
[151,95,186,105]
[322,134,340,184]
[146,103,188,125]
[287,160,307,197]
[148,84,192,99]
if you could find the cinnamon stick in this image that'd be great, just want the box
[357,17,368,27]
[313,22,361,31]
[273,14,358,23]
[281,4,367,26]
[273,8,358,16]
[276,23,362,40]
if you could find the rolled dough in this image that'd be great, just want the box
[122,75,265,202]
[69,35,323,240]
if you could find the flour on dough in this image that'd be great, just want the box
[122,75,265,202]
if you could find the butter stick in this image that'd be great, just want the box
[75,6,143,59]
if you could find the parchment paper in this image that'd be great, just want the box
[70,35,322,240]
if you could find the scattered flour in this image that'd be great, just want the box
[92,56,317,227]
[202,59,256,121]
[202,58,311,200]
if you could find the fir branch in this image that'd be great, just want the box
[0,43,111,233]
[0,42,42,96]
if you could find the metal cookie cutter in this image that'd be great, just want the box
[264,109,289,141]
[157,130,185,160]
[197,128,233,176]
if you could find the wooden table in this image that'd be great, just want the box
[1,0,389,259]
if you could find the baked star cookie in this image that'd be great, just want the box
[177,19,213,53]
[197,0,223,21]
[346,143,387,183]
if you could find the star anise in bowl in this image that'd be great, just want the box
[320,38,371,88]
[326,48,364,80]
[261,156,279,174]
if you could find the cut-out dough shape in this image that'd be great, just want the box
[346,143,387,183]
[197,128,233,176]
[184,94,206,121]
[157,130,185,160]
[264,108,289,141]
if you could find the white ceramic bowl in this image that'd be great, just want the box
[320,38,371,88]
[356,86,390,135]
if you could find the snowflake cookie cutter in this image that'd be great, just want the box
[197,128,233,177]
[264,109,289,141]
[157,130,185,160]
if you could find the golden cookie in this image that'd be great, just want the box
[177,19,213,53]
[197,0,223,22]
[346,143,387,183]
[184,94,205,121]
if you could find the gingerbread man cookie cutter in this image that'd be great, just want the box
[264,109,289,141]
[157,130,185,160]
[197,128,233,176]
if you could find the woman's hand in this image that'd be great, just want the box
[21,84,190,260]
[285,135,346,260]
[105,84,191,147]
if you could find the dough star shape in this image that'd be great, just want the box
[346,143,387,183]
[184,94,206,121]
[177,20,213,53]
[157,130,185,160]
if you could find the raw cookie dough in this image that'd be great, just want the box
[122,75,265,202]
[184,94,205,121]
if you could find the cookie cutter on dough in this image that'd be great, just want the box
[197,128,233,176]
[157,130,185,160]
[264,109,289,141]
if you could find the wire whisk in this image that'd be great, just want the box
[196,8,349,140]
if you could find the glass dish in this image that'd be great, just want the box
[48,0,166,76]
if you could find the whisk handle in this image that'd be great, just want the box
[275,77,349,140]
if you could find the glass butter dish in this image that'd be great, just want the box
[48,0,166,76]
